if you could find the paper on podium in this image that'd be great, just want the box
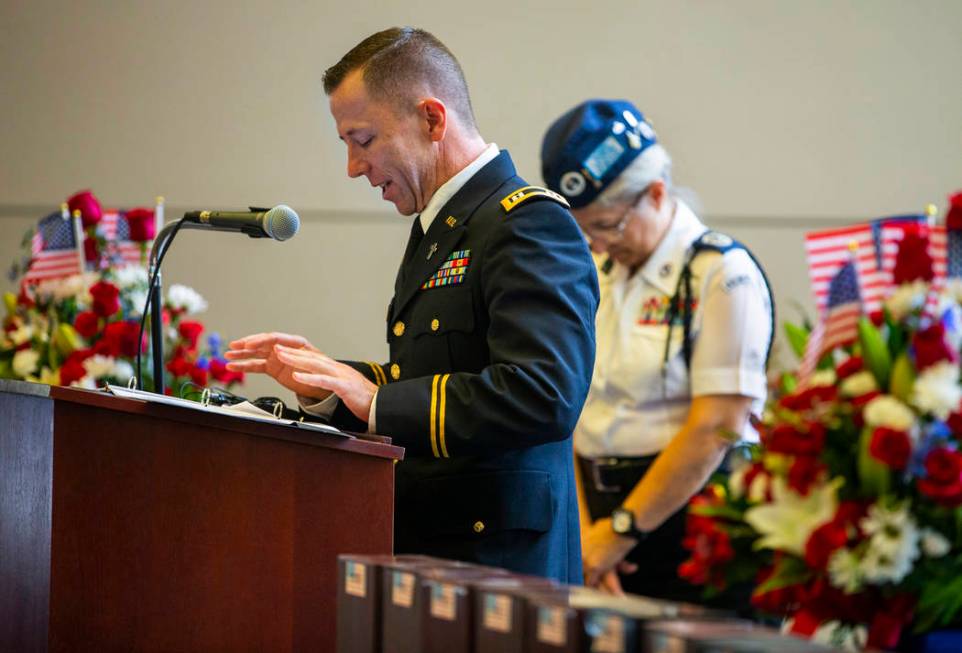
[104,385,352,438]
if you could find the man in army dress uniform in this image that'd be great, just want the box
[225,27,598,583]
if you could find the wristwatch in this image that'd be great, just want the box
[610,507,648,541]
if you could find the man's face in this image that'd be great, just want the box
[329,69,435,216]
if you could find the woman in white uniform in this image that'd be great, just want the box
[541,99,773,602]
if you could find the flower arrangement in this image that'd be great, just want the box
[680,193,962,651]
[2,190,243,394]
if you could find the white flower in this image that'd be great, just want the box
[810,369,837,387]
[839,371,878,398]
[113,265,148,289]
[911,361,962,420]
[885,280,928,322]
[858,502,920,584]
[166,284,207,315]
[811,621,867,652]
[920,528,951,558]
[828,548,864,593]
[12,349,40,377]
[83,355,117,380]
[10,324,34,346]
[863,395,916,432]
[112,359,135,384]
[127,289,149,316]
[744,476,842,556]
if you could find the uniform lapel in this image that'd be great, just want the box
[390,151,517,321]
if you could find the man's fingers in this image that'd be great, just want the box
[292,371,342,392]
[229,332,312,351]
[225,359,268,373]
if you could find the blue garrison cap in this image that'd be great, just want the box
[541,99,657,209]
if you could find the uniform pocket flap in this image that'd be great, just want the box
[410,290,476,337]
[418,470,553,537]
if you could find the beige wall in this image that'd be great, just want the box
[2,1,961,398]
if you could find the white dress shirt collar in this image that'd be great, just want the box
[419,143,500,233]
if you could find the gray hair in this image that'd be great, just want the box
[593,144,673,208]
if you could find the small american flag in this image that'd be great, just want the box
[22,212,84,285]
[799,260,863,384]
[100,210,147,267]
[805,224,884,315]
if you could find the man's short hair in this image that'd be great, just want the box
[323,27,477,129]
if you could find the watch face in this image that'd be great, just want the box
[612,510,632,534]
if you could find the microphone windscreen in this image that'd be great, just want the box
[265,205,300,241]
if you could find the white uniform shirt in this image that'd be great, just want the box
[574,200,772,458]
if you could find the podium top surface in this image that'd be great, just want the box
[0,379,404,461]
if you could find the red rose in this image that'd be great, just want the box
[804,520,849,569]
[89,280,120,318]
[892,230,935,284]
[74,311,100,339]
[189,364,209,386]
[124,208,156,242]
[912,322,958,372]
[84,236,99,264]
[166,355,192,378]
[103,320,141,358]
[869,427,912,469]
[946,191,962,231]
[788,455,825,495]
[209,358,244,384]
[764,422,826,456]
[178,321,204,349]
[947,408,962,436]
[67,190,103,228]
[60,348,94,385]
[778,385,837,411]
[918,448,962,506]
[835,355,863,380]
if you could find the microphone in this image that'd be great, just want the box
[182,204,300,241]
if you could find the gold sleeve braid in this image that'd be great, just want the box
[429,373,452,458]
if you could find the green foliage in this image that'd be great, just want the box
[858,317,892,390]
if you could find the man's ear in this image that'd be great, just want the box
[419,98,447,142]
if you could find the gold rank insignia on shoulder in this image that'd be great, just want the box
[499,185,570,213]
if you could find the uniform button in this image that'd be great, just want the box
[393,321,405,337]
[473,520,485,534]
[431,318,440,332]
[390,363,401,380]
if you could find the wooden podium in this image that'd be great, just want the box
[0,380,403,652]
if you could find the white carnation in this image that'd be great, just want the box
[839,370,878,397]
[12,349,40,378]
[859,502,920,584]
[910,362,962,420]
[920,528,951,558]
[828,548,864,593]
[112,358,135,384]
[113,265,148,289]
[810,369,837,388]
[885,281,928,322]
[83,355,117,380]
[863,395,916,431]
[127,289,149,316]
[166,284,208,315]
[811,621,867,652]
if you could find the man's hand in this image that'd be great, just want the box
[273,345,378,423]
[582,517,638,594]
[224,332,333,401]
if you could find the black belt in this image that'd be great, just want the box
[577,455,657,494]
